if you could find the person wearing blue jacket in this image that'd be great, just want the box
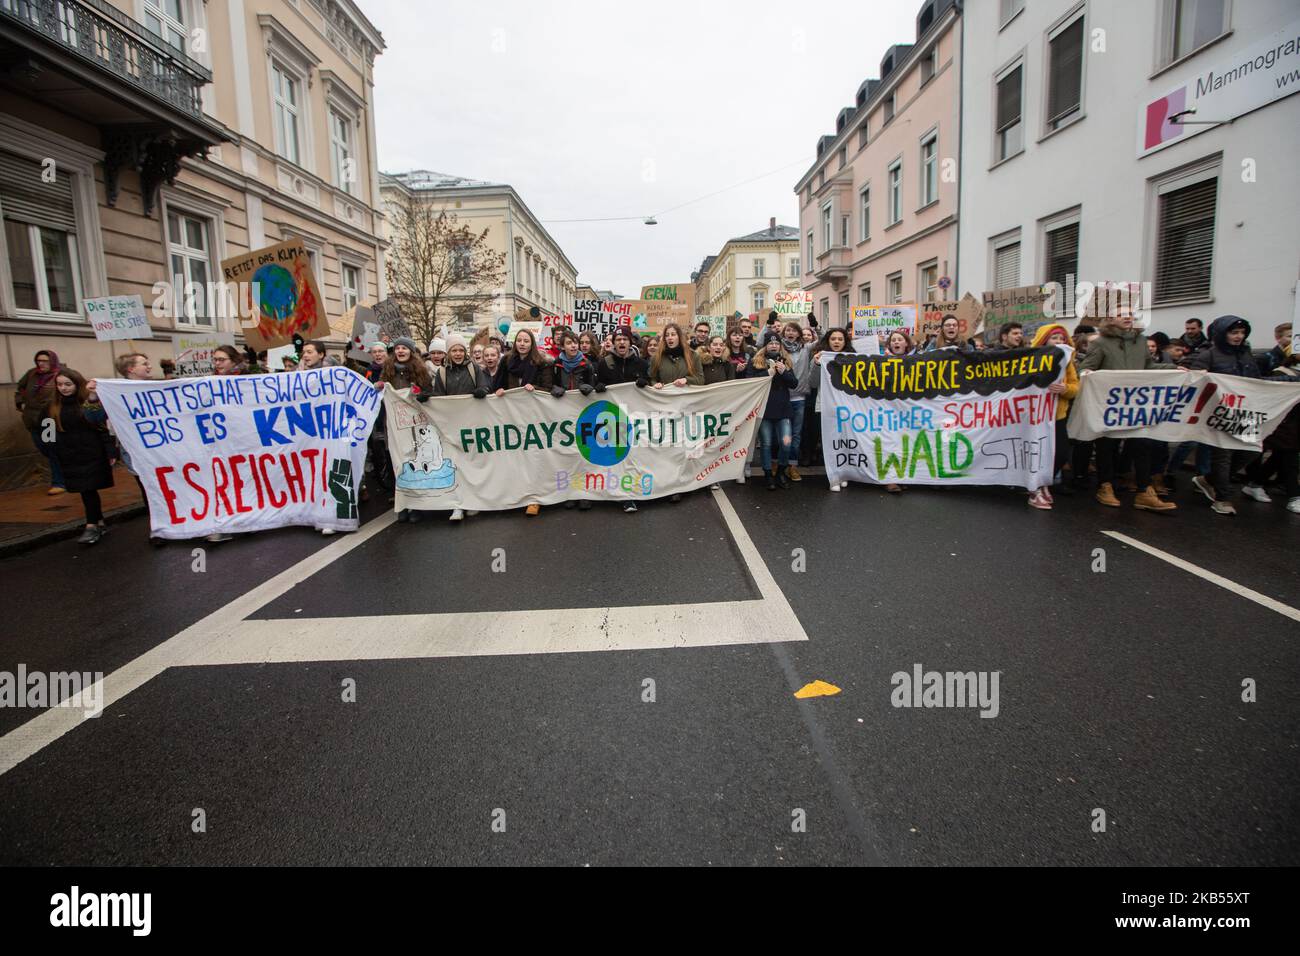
[742,336,799,490]
[1188,315,1262,516]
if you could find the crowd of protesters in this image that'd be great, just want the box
[12,309,1297,547]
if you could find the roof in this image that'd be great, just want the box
[730,224,800,243]
[382,170,502,190]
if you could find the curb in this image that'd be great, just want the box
[0,502,148,560]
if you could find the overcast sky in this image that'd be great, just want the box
[367,0,921,298]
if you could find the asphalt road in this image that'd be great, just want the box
[0,474,1296,866]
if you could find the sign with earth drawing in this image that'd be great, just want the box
[221,238,331,352]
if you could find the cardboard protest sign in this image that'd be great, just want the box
[221,239,329,352]
[851,304,917,352]
[87,295,152,341]
[1069,371,1300,450]
[919,293,983,345]
[640,283,696,314]
[980,286,1051,344]
[372,298,410,342]
[383,377,771,511]
[821,347,1070,490]
[772,290,815,324]
[267,343,298,371]
[631,299,692,335]
[172,332,235,377]
[699,316,730,338]
[98,367,382,538]
[348,305,381,360]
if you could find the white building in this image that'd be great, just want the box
[957,0,1300,338]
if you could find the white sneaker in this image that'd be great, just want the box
[830,482,842,492]
[449,508,465,521]
[319,528,336,536]
[1242,484,1272,503]
[1288,497,1300,514]
[1192,475,1217,502]
[1211,500,1237,516]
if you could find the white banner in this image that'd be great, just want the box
[821,347,1069,490]
[383,377,772,511]
[99,368,382,538]
[1068,370,1300,449]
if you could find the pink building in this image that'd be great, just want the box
[795,0,961,331]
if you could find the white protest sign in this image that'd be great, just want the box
[172,332,235,377]
[87,295,152,341]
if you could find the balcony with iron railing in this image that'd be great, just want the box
[0,0,212,118]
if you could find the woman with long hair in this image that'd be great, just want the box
[210,345,246,376]
[379,337,434,524]
[578,331,602,365]
[741,336,799,490]
[699,335,737,385]
[648,323,703,388]
[505,329,554,516]
[725,327,753,374]
[49,369,116,545]
[814,329,855,490]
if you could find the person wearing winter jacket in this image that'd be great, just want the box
[1025,324,1080,510]
[776,323,814,482]
[724,327,754,373]
[504,329,554,516]
[481,342,510,395]
[648,324,704,388]
[813,328,856,489]
[49,369,116,545]
[378,338,433,524]
[1078,311,1175,513]
[1187,315,1263,515]
[15,350,66,494]
[741,336,800,490]
[1241,345,1298,513]
[924,315,974,353]
[699,336,737,385]
[430,334,486,522]
[597,326,650,392]
[551,331,599,397]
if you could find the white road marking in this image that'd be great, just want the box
[0,492,807,776]
[1102,531,1300,623]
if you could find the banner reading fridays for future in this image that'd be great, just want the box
[820,347,1069,490]
[1069,370,1300,450]
[99,368,381,539]
[382,377,772,512]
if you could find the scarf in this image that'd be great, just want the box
[30,351,61,390]
[508,353,540,385]
[663,343,684,360]
[559,351,586,373]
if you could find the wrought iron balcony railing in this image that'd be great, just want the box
[0,0,212,118]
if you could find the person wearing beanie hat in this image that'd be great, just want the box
[1188,315,1263,515]
[431,333,486,522]
[426,337,447,376]
[392,336,418,355]
[379,338,433,524]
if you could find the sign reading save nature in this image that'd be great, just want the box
[221,239,330,352]
[820,347,1069,490]
[382,377,772,512]
[98,368,381,538]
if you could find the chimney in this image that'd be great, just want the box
[769,216,776,232]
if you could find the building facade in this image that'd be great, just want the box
[794,0,961,327]
[957,0,1300,337]
[380,170,580,330]
[0,0,386,487]
[699,220,801,318]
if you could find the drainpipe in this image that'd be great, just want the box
[953,2,964,297]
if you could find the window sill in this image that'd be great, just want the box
[884,220,903,232]
[856,237,871,248]
[1149,30,1234,81]
[999,8,1024,32]
[13,309,83,324]
[988,149,1024,172]
[1150,296,1214,309]
[914,199,940,215]
[1037,112,1085,145]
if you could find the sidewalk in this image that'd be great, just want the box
[0,465,145,558]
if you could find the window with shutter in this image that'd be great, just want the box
[995,65,1023,161]
[1046,17,1084,129]
[1044,223,1079,294]
[1,149,82,316]
[1154,177,1216,304]
[993,242,1020,289]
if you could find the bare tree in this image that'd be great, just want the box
[384,193,506,346]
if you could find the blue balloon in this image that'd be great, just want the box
[497,318,511,334]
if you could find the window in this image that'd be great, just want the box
[1153,171,1217,304]
[1160,0,1229,67]
[840,215,849,248]
[167,209,212,327]
[887,273,903,304]
[341,263,361,312]
[888,161,903,225]
[1043,220,1080,294]
[514,246,522,287]
[820,297,830,321]
[859,185,870,241]
[919,262,938,302]
[921,45,938,85]
[272,63,301,165]
[789,257,799,277]
[144,0,187,53]
[1046,13,1085,131]
[859,283,871,305]
[838,147,847,169]
[839,293,850,325]
[883,93,895,124]
[920,133,938,206]
[806,231,814,271]
[992,236,1021,289]
[1,149,83,316]
[329,108,355,195]
[995,63,1024,161]
[858,123,869,149]
[821,203,832,252]
[753,258,765,278]
[1000,0,1025,27]
[753,290,766,312]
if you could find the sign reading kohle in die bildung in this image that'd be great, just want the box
[86,295,152,342]
[221,239,331,352]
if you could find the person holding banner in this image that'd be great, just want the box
[648,324,703,389]
[597,326,649,393]
[551,332,599,398]
[1078,312,1175,513]
[481,343,509,395]
[210,345,246,377]
[924,315,972,353]
[725,328,754,372]
[380,338,434,523]
[700,336,737,385]
[779,323,815,482]
[300,341,327,370]
[578,332,603,365]
[505,329,554,516]
[47,370,116,545]
[1025,325,1080,510]
[741,336,799,490]
[432,334,487,522]
[813,328,855,488]
[1186,315,1263,516]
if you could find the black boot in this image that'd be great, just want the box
[766,471,776,490]
[776,466,791,489]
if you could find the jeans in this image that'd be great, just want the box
[787,398,806,463]
[1210,448,1259,500]
[759,418,793,473]
[30,426,65,487]
[1170,441,1211,476]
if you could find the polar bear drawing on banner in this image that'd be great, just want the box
[396,404,457,492]
[410,422,443,473]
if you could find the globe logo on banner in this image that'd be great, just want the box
[253,263,298,322]
[576,400,631,466]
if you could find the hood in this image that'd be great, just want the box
[1098,321,1143,341]
[1030,324,1070,348]
[1208,314,1251,351]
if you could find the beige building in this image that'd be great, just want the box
[380,170,579,330]
[0,0,387,487]
[699,219,801,318]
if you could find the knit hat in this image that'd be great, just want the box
[613,325,633,342]
[446,333,468,352]
[429,337,447,354]
[393,337,418,354]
